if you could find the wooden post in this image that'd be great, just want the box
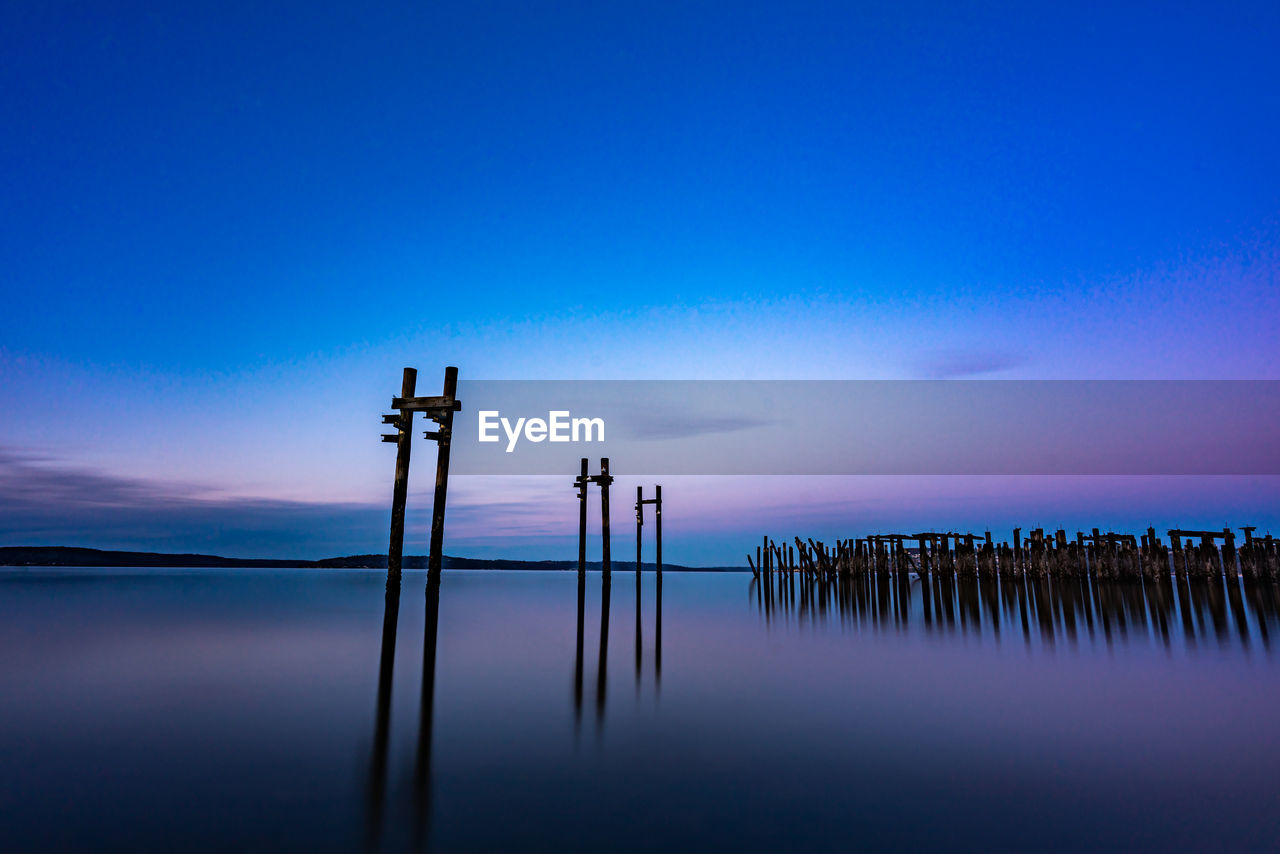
[386,367,417,586]
[655,485,663,576]
[636,486,644,575]
[577,458,589,575]
[599,458,612,576]
[1223,528,1236,578]
[427,366,459,581]
[635,486,643,682]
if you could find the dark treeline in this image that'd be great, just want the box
[749,527,1280,648]
[0,546,735,572]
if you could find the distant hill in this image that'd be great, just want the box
[0,546,746,572]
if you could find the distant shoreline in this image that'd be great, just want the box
[0,546,747,572]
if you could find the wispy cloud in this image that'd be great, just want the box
[0,448,387,559]
[624,412,774,440]
[914,348,1027,379]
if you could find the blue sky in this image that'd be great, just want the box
[2,1,1277,561]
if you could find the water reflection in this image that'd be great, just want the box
[365,571,443,853]
[752,569,1280,650]
[364,575,400,850]
[414,572,441,849]
[596,571,610,723]
[572,569,663,727]
[573,570,585,729]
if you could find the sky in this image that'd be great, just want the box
[2,1,1278,562]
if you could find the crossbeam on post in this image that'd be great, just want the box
[392,395,462,414]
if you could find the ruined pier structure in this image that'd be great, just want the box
[749,526,1280,586]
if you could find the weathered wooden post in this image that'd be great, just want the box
[386,365,461,582]
[592,458,614,577]
[636,486,644,574]
[655,485,663,575]
[576,458,589,575]
[426,367,459,580]
[635,486,643,682]
[1223,528,1237,578]
[382,367,418,585]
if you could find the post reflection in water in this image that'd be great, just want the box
[755,568,1280,650]
[575,570,664,726]
[596,571,610,723]
[365,575,401,852]
[364,571,443,854]
[655,570,662,689]
[634,567,642,687]
[414,571,442,850]
[573,570,585,730]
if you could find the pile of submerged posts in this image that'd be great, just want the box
[748,526,1280,585]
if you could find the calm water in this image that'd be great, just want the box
[2,567,1278,853]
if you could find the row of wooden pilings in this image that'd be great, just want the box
[748,526,1280,584]
[751,539,1280,650]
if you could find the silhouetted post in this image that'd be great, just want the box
[384,367,418,586]
[635,486,643,683]
[576,458,589,575]
[655,485,663,575]
[427,367,459,581]
[1223,528,1237,578]
[636,486,644,575]
[596,458,613,576]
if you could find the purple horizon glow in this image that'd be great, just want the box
[3,442,1276,563]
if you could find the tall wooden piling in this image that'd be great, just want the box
[634,486,643,682]
[636,486,644,576]
[655,485,663,575]
[385,367,417,586]
[577,458,589,575]
[427,366,459,580]
[597,458,613,576]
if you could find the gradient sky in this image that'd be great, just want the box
[2,1,1278,562]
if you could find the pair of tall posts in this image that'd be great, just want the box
[573,458,663,721]
[368,366,460,848]
[383,365,461,584]
[571,457,664,576]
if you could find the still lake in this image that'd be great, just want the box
[2,567,1277,853]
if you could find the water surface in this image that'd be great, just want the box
[1,567,1277,853]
